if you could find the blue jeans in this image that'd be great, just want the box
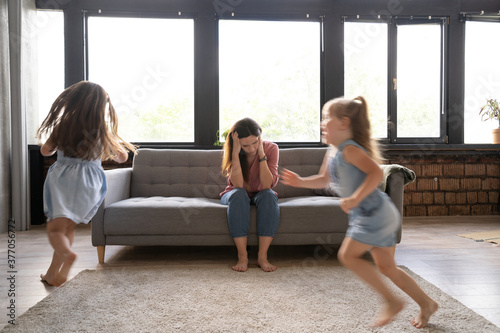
[221,188,280,238]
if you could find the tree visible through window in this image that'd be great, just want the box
[33,10,64,144]
[87,16,195,142]
[397,23,441,138]
[464,21,500,144]
[344,22,388,138]
[344,19,445,142]
[218,20,321,142]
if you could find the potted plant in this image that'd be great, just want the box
[479,98,500,144]
[213,129,229,147]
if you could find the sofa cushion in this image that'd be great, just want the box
[278,196,348,233]
[274,148,328,198]
[131,149,227,199]
[104,197,228,235]
[103,196,348,236]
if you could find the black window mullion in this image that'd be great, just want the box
[82,11,89,81]
[196,13,219,147]
[440,19,448,143]
[388,18,397,143]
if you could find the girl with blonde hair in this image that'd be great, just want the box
[281,96,438,328]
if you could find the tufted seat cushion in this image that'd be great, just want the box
[104,196,227,235]
[104,195,348,236]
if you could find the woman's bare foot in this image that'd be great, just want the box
[257,257,277,272]
[411,300,438,329]
[232,257,248,272]
[372,298,405,327]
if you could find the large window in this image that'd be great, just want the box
[464,21,500,144]
[32,10,64,144]
[218,20,321,142]
[344,18,446,143]
[396,23,442,138]
[36,1,500,147]
[344,22,388,138]
[87,16,195,142]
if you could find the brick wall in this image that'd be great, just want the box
[385,150,500,216]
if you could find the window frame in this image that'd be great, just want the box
[216,14,325,145]
[343,15,448,144]
[461,13,500,144]
[34,0,500,150]
[82,10,198,144]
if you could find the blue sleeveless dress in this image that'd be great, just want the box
[329,140,400,248]
[43,151,107,224]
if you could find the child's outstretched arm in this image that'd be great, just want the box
[40,137,57,157]
[111,148,129,164]
[280,152,330,189]
[340,145,383,213]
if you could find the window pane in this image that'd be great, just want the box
[397,24,441,137]
[88,17,194,142]
[33,10,64,144]
[464,21,500,144]
[344,22,388,138]
[219,20,320,142]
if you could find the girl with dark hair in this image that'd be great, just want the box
[37,81,137,286]
[220,118,280,272]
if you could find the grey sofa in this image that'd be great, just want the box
[92,148,407,263]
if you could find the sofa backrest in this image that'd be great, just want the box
[130,148,328,199]
[273,148,327,197]
[131,149,226,199]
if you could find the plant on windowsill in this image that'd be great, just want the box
[479,98,500,144]
[213,129,229,147]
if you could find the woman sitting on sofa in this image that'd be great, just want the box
[220,118,280,272]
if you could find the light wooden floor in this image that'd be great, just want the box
[0,216,499,328]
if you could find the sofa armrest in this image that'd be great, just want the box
[385,170,404,243]
[91,168,132,246]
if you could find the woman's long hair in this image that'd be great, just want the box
[325,96,383,164]
[37,81,137,161]
[221,118,262,182]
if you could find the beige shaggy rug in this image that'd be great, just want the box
[2,265,499,333]
[457,230,500,244]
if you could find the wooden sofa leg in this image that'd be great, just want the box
[97,246,105,264]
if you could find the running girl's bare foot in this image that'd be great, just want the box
[40,270,68,287]
[372,298,405,327]
[44,252,77,287]
[257,257,277,272]
[232,257,248,272]
[40,273,58,286]
[411,300,438,329]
